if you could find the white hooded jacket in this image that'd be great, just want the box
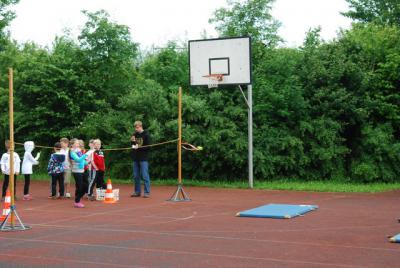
[1,152,21,175]
[21,141,40,175]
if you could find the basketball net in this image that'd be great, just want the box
[203,74,224,88]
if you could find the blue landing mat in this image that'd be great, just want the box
[236,204,318,219]
[390,233,400,243]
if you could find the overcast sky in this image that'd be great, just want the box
[9,0,352,49]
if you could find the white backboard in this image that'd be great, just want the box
[189,37,252,86]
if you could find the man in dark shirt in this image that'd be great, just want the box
[130,121,151,198]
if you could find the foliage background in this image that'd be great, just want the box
[0,0,399,182]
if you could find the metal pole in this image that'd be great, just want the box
[178,87,182,185]
[8,68,15,225]
[248,85,253,188]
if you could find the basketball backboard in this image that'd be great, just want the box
[189,36,252,86]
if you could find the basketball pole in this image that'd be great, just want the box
[248,85,254,189]
[178,86,182,185]
[168,87,191,202]
[0,68,31,231]
[239,84,254,189]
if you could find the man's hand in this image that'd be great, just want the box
[35,152,41,161]
[132,144,139,150]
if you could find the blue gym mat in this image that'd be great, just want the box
[390,233,400,243]
[236,204,318,219]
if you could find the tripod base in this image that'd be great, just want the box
[168,184,191,202]
[0,206,31,232]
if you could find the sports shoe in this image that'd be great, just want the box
[65,192,71,198]
[143,193,150,198]
[74,202,85,208]
[23,194,32,201]
[131,193,141,197]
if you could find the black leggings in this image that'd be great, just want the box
[72,172,88,203]
[2,174,17,198]
[89,170,106,196]
[51,173,65,197]
[24,174,30,195]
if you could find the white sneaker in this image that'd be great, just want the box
[65,193,71,198]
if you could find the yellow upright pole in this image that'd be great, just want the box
[178,87,182,185]
[8,68,15,226]
[0,68,31,231]
[168,86,190,201]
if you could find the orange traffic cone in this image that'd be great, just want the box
[0,190,11,221]
[103,179,116,204]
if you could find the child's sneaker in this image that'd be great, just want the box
[65,192,71,198]
[74,202,85,208]
[23,194,32,201]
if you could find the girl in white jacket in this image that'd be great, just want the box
[1,140,21,201]
[21,141,40,200]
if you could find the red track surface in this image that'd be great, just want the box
[0,181,399,267]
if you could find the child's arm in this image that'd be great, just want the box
[26,152,39,165]
[70,151,88,162]
[0,154,6,174]
[92,152,99,170]
[86,150,94,165]
[47,155,53,174]
[15,153,21,175]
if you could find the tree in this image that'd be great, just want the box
[209,0,281,47]
[0,0,19,48]
[0,0,18,33]
[343,0,400,26]
[78,10,139,107]
[140,42,188,89]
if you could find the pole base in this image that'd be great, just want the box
[168,184,191,202]
[0,206,31,232]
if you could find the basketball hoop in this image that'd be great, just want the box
[202,74,224,88]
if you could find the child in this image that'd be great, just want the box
[86,139,96,199]
[60,138,71,198]
[21,141,40,200]
[78,139,91,199]
[47,142,65,199]
[1,140,21,201]
[69,139,88,208]
[88,139,106,200]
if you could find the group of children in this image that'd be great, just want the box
[1,137,106,208]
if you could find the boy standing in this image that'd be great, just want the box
[1,140,21,201]
[88,139,106,200]
[86,139,96,198]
